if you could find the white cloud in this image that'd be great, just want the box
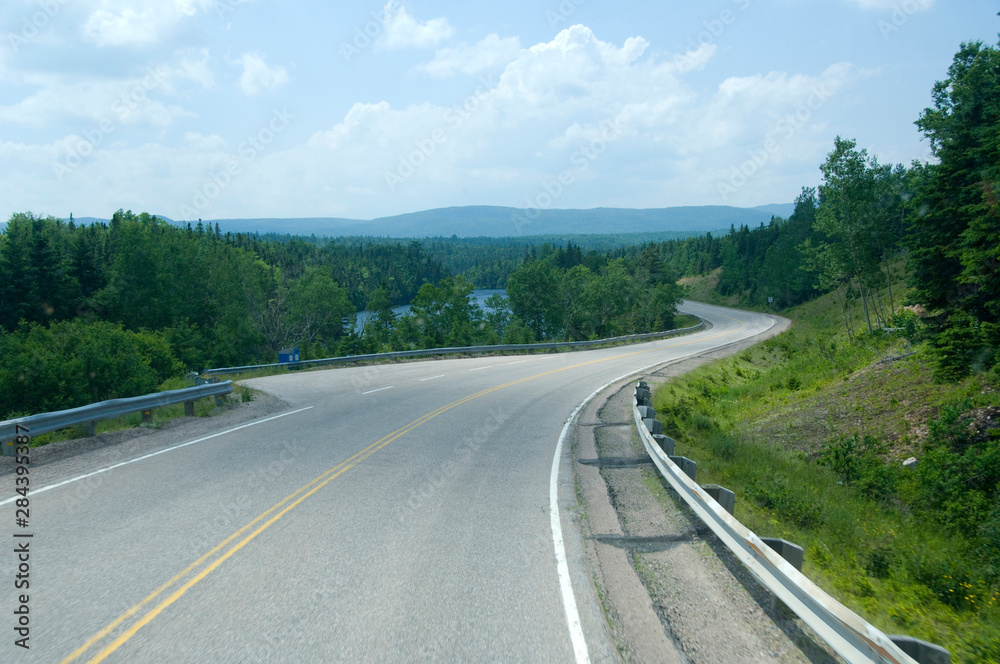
[420,34,521,77]
[184,132,226,149]
[375,2,453,50]
[666,43,717,75]
[0,50,217,129]
[844,0,934,10]
[0,68,193,129]
[170,49,216,91]
[83,0,214,47]
[290,26,868,215]
[238,52,289,96]
[0,24,869,221]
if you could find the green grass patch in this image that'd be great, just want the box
[648,287,1000,663]
[672,313,701,329]
[679,268,738,306]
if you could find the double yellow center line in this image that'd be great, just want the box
[63,322,739,663]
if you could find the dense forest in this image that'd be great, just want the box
[0,212,444,417]
[258,230,706,290]
[0,212,684,418]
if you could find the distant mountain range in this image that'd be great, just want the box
[12,203,795,238]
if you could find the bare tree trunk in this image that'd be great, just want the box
[836,284,853,340]
[858,279,873,334]
[882,261,896,319]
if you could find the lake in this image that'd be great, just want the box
[354,289,506,333]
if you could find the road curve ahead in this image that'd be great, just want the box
[10,301,780,663]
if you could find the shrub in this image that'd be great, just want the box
[818,433,899,502]
[0,320,181,419]
[863,545,895,580]
[929,312,988,381]
[905,403,1000,539]
[745,476,823,528]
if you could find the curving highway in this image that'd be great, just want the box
[5,301,779,663]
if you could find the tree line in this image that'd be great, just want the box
[0,211,446,417]
[601,38,996,382]
[663,38,999,381]
[336,241,683,355]
[0,213,684,419]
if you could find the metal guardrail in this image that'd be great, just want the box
[0,382,233,454]
[203,323,706,376]
[630,384,934,664]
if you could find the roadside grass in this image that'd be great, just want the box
[672,313,701,329]
[649,286,1000,663]
[679,268,740,306]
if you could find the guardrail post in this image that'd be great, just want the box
[669,456,697,481]
[642,418,664,436]
[701,484,735,515]
[635,387,651,406]
[652,434,675,457]
[762,537,804,570]
[762,537,804,613]
[141,409,153,424]
[887,636,950,664]
[85,421,97,437]
[637,406,656,420]
[184,401,195,417]
[1,439,14,457]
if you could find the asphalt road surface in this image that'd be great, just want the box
[2,301,779,663]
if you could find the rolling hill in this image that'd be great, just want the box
[4,203,794,238]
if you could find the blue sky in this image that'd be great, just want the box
[1,0,997,223]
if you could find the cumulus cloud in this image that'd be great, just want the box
[419,34,521,77]
[0,24,870,220]
[83,0,214,47]
[0,67,194,129]
[238,53,289,96]
[289,26,868,214]
[375,2,453,50]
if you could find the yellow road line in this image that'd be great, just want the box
[68,321,744,663]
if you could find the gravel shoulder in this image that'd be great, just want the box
[572,315,844,663]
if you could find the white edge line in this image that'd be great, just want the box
[419,375,445,382]
[0,407,314,507]
[549,310,777,664]
[361,386,394,395]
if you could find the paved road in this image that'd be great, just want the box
[3,301,778,663]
